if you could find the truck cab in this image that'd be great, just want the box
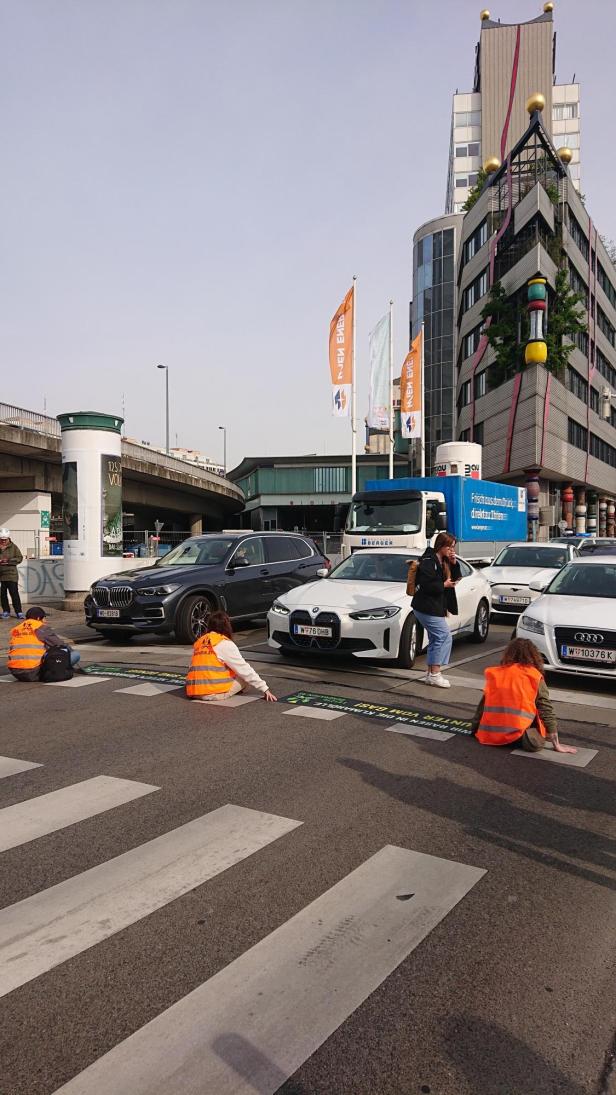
[342,489,447,558]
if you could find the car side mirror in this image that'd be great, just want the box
[316,568,329,578]
[529,575,549,592]
[474,558,493,568]
[227,557,250,571]
[436,513,447,532]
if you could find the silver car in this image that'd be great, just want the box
[482,541,578,616]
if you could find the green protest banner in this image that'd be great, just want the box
[281,691,474,736]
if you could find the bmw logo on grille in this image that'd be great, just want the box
[574,631,603,644]
[311,607,320,615]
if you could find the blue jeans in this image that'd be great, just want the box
[413,610,452,668]
[69,649,80,666]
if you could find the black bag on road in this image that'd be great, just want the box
[39,647,73,683]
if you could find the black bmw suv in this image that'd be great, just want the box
[84,532,329,643]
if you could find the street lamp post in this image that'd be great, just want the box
[218,425,227,476]
[156,365,170,454]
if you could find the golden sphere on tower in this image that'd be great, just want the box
[483,156,501,174]
[557,146,573,165]
[480,9,490,20]
[543,2,554,12]
[526,92,546,114]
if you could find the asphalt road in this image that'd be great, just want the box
[0,620,615,1095]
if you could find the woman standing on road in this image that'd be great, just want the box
[411,532,461,688]
[185,610,277,703]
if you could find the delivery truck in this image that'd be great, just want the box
[341,471,528,563]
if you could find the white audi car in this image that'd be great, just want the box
[482,541,577,616]
[516,557,616,679]
[267,547,491,668]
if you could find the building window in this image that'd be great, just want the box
[590,387,600,415]
[597,306,616,348]
[553,103,578,121]
[314,467,346,493]
[456,146,467,157]
[463,219,488,265]
[455,176,468,188]
[460,428,470,442]
[559,132,580,149]
[474,371,486,399]
[567,365,588,404]
[568,212,589,261]
[458,380,472,408]
[568,417,587,451]
[596,347,616,389]
[463,268,489,312]
[455,110,481,127]
[569,262,587,300]
[590,433,616,468]
[468,173,478,186]
[573,329,589,357]
[474,421,484,445]
[598,262,616,311]
[463,324,482,359]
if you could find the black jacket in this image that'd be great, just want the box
[411,546,461,618]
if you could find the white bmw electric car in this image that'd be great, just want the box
[516,557,616,679]
[267,548,491,668]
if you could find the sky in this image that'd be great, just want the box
[3,0,614,470]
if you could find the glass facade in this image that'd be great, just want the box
[412,220,460,475]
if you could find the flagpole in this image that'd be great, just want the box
[420,321,426,477]
[388,298,394,478]
[351,274,357,497]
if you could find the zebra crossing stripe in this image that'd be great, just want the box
[0,756,42,779]
[0,804,301,999]
[52,845,485,1095]
[0,776,159,854]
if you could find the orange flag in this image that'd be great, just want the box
[400,330,423,438]
[329,286,354,417]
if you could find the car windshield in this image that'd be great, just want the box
[546,562,616,598]
[347,498,422,534]
[493,546,568,568]
[329,553,413,582]
[155,537,235,566]
[579,540,616,555]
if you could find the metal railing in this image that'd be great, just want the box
[0,403,60,437]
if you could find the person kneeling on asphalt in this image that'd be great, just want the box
[471,637,576,754]
[186,610,277,703]
[7,606,81,681]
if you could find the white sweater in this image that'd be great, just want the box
[215,639,269,693]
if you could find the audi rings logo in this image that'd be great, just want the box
[574,631,603,644]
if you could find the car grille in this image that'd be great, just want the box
[92,585,133,608]
[288,610,341,649]
[554,625,616,667]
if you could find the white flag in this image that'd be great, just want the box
[368,313,390,430]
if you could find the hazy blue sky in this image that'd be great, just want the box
[3,0,614,469]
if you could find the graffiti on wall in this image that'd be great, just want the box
[17,560,65,602]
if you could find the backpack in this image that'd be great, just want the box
[406,560,419,596]
[39,646,73,683]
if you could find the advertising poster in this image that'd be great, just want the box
[101,455,123,556]
[62,462,79,540]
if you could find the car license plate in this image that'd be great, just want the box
[97,609,120,619]
[498,596,530,605]
[294,624,332,637]
[560,645,616,664]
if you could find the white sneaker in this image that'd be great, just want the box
[426,673,451,688]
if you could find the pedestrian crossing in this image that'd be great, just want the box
[0,755,485,1093]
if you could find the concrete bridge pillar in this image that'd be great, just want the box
[57,411,124,608]
[190,514,203,536]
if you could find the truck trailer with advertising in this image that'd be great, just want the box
[342,474,528,562]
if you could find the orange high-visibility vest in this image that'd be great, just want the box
[185,631,237,698]
[8,619,46,673]
[476,663,547,746]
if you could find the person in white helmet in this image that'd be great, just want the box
[0,529,24,619]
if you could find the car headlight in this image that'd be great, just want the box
[137,584,180,597]
[271,601,290,615]
[349,606,401,620]
[520,614,544,635]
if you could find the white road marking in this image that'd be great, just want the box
[0,675,18,684]
[52,845,485,1095]
[447,644,507,669]
[0,756,43,779]
[114,683,182,696]
[384,723,454,741]
[512,745,598,767]
[0,804,301,999]
[200,694,261,707]
[0,776,159,853]
[44,676,110,688]
[283,706,346,721]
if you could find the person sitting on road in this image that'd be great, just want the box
[186,610,277,703]
[7,606,81,682]
[471,637,576,753]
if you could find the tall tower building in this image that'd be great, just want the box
[445,5,580,214]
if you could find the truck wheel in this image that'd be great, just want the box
[472,599,490,644]
[175,595,215,644]
[99,630,132,643]
[397,613,419,669]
